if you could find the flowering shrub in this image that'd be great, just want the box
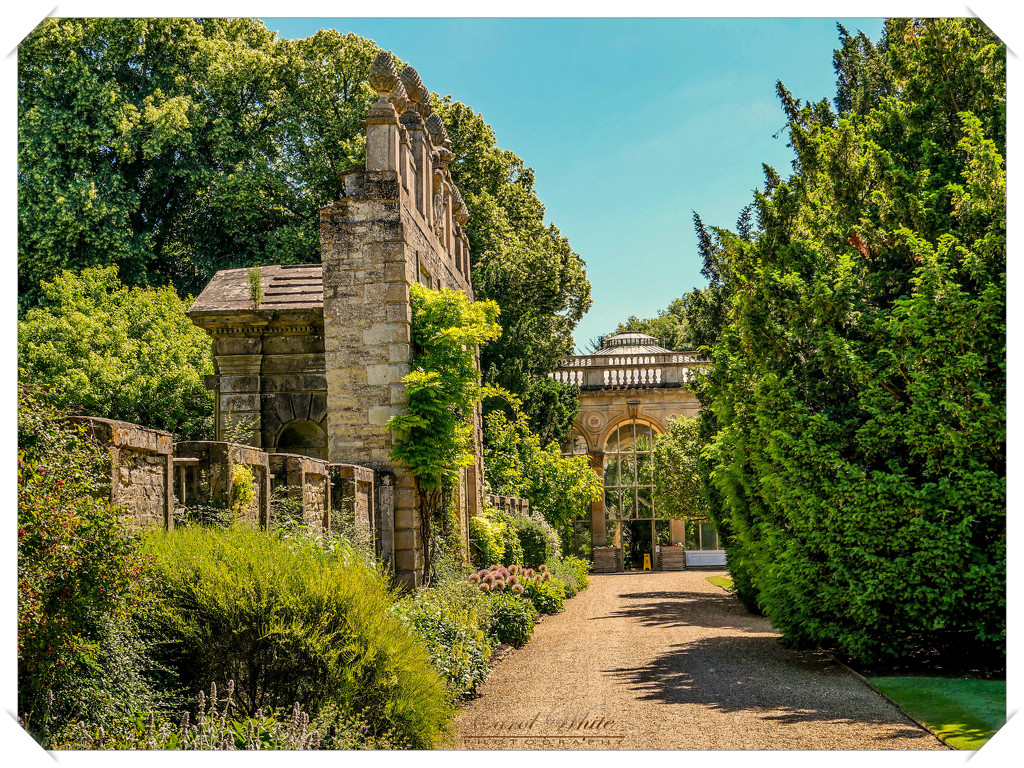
[18,386,156,742]
[393,581,494,697]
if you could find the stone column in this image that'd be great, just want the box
[670,517,686,545]
[589,451,607,547]
[376,471,395,567]
[365,115,400,172]
[216,354,263,446]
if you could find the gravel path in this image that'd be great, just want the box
[447,570,945,750]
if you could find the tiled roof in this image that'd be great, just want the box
[188,264,323,313]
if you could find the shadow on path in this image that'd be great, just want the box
[605,634,933,743]
[591,589,766,633]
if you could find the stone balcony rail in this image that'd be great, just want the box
[549,352,709,390]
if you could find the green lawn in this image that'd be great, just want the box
[706,576,734,591]
[867,677,1005,750]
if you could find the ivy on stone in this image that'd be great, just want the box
[387,284,502,579]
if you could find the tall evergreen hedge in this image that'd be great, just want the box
[694,19,1005,663]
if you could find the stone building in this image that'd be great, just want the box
[188,52,481,586]
[550,332,722,570]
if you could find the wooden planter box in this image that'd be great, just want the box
[592,547,623,573]
[659,546,687,571]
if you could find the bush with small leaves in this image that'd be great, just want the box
[524,579,566,615]
[486,592,537,647]
[546,556,590,598]
[393,580,494,697]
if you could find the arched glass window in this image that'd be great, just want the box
[603,421,657,519]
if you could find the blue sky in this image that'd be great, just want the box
[265,17,886,351]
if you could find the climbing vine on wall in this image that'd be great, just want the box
[387,284,503,579]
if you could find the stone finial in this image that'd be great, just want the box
[413,90,433,120]
[424,112,450,147]
[368,51,400,97]
[452,185,470,226]
[400,66,422,96]
[388,79,410,115]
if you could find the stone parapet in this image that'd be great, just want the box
[270,453,331,531]
[65,416,175,529]
[173,441,272,528]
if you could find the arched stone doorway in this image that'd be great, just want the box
[275,419,328,460]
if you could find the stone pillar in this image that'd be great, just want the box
[364,99,401,172]
[670,517,686,545]
[589,451,607,547]
[216,353,263,446]
[376,471,395,567]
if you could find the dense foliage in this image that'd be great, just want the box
[18,19,379,308]
[392,581,494,697]
[17,387,159,742]
[485,592,538,647]
[483,409,603,533]
[144,525,454,748]
[436,98,591,443]
[387,283,502,577]
[652,415,709,519]
[52,683,323,750]
[19,18,591,445]
[523,579,567,615]
[546,556,591,598]
[690,19,1005,663]
[18,266,214,440]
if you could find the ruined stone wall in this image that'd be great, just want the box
[319,53,480,587]
[174,441,271,528]
[66,416,174,528]
[269,453,331,530]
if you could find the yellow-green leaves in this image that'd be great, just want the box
[387,284,501,491]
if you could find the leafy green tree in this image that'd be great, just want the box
[435,99,592,443]
[18,20,384,309]
[20,18,588,450]
[483,409,602,533]
[696,19,1005,663]
[652,416,708,519]
[18,266,214,440]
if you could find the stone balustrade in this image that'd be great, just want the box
[549,351,708,390]
[485,493,530,517]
